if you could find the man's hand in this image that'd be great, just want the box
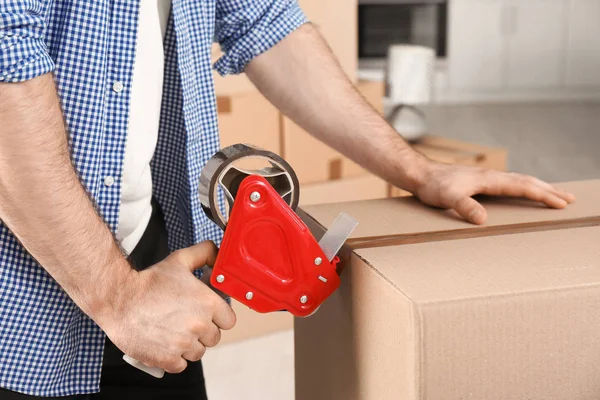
[244,24,576,222]
[99,241,236,374]
[411,161,576,224]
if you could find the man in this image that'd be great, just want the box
[0,0,575,398]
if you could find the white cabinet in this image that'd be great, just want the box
[448,0,505,89]
[441,0,600,102]
[447,0,569,90]
[505,0,567,88]
[566,0,600,87]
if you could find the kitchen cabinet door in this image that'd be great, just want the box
[566,0,600,87]
[506,0,567,88]
[447,0,506,89]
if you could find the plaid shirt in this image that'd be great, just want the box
[0,0,307,396]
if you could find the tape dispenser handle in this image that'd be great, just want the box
[123,355,165,378]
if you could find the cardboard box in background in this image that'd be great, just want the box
[216,92,280,153]
[282,80,384,184]
[298,0,357,82]
[216,92,281,171]
[295,180,600,400]
[390,136,508,197]
[299,174,388,206]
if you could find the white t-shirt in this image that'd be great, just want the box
[117,0,172,254]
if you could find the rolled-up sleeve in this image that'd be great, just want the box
[0,1,55,82]
[213,0,308,76]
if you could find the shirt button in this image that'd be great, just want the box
[104,176,115,187]
[112,81,124,93]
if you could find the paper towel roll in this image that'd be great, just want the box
[386,44,435,105]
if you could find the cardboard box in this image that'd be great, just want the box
[298,0,357,82]
[391,136,508,197]
[282,80,384,184]
[300,174,388,206]
[216,92,281,168]
[295,179,600,400]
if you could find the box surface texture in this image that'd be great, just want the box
[296,180,600,400]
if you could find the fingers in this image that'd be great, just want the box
[211,299,236,331]
[484,172,571,209]
[182,340,206,363]
[453,197,487,225]
[172,241,218,272]
[530,177,576,203]
[164,356,188,374]
[197,322,221,348]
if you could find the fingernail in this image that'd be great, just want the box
[559,189,576,203]
[557,198,568,208]
[469,210,483,223]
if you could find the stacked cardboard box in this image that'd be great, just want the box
[297,0,358,82]
[295,179,600,400]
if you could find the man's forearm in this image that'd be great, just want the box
[0,74,132,321]
[245,23,427,192]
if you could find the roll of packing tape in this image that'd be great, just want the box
[198,143,300,230]
[125,144,300,380]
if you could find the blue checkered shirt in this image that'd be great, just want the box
[0,0,307,396]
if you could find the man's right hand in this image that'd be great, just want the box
[98,241,236,374]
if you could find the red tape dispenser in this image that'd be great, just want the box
[198,143,358,317]
[123,144,358,378]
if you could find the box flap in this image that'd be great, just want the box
[356,225,600,303]
[301,180,600,247]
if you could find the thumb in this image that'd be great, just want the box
[453,197,487,225]
[172,241,219,272]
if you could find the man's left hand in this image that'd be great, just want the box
[409,161,576,225]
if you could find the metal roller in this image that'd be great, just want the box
[198,143,300,231]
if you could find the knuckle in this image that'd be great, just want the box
[438,179,454,193]
[169,249,186,263]
[212,328,222,345]
[197,345,207,359]
[173,335,191,352]
[205,329,221,347]
[165,357,186,374]
[190,319,207,334]
[186,343,206,362]
[481,168,496,180]
[525,175,537,184]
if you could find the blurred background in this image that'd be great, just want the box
[206,0,600,398]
